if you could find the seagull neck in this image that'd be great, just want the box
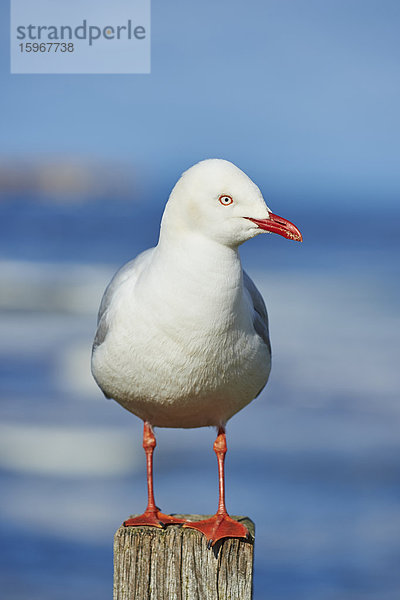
[155,230,243,285]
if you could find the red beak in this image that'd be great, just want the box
[247,213,302,242]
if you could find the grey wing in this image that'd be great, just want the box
[243,270,271,352]
[92,248,155,352]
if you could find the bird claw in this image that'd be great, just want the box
[183,513,249,547]
[124,510,185,528]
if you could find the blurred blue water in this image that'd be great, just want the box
[1,0,400,596]
[0,195,399,600]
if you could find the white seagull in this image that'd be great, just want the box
[91,159,302,546]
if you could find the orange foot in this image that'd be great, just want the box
[124,510,185,528]
[183,513,249,547]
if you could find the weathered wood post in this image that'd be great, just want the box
[114,514,255,600]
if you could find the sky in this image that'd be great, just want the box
[1,0,399,208]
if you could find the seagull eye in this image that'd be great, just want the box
[219,195,233,206]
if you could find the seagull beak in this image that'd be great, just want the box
[247,213,303,242]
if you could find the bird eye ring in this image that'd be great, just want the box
[219,195,233,206]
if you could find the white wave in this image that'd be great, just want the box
[0,423,139,477]
[250,268,400,402]
[0,259,115,314]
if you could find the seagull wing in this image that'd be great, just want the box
[243,270,271,353]
[92,248,154,352]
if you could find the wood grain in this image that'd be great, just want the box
[114,515,255,600]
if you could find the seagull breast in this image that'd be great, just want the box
[91,236,271,428]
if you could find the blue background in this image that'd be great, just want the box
[1,1,399,599]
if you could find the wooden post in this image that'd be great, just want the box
[114,514,255,600]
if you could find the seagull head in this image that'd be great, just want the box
[162,159,302,247]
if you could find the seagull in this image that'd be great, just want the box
[91,159,302,546]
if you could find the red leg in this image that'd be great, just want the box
[183,427,249,546]
[124,422,185,528]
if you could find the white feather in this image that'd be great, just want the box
[91,159,271,428]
